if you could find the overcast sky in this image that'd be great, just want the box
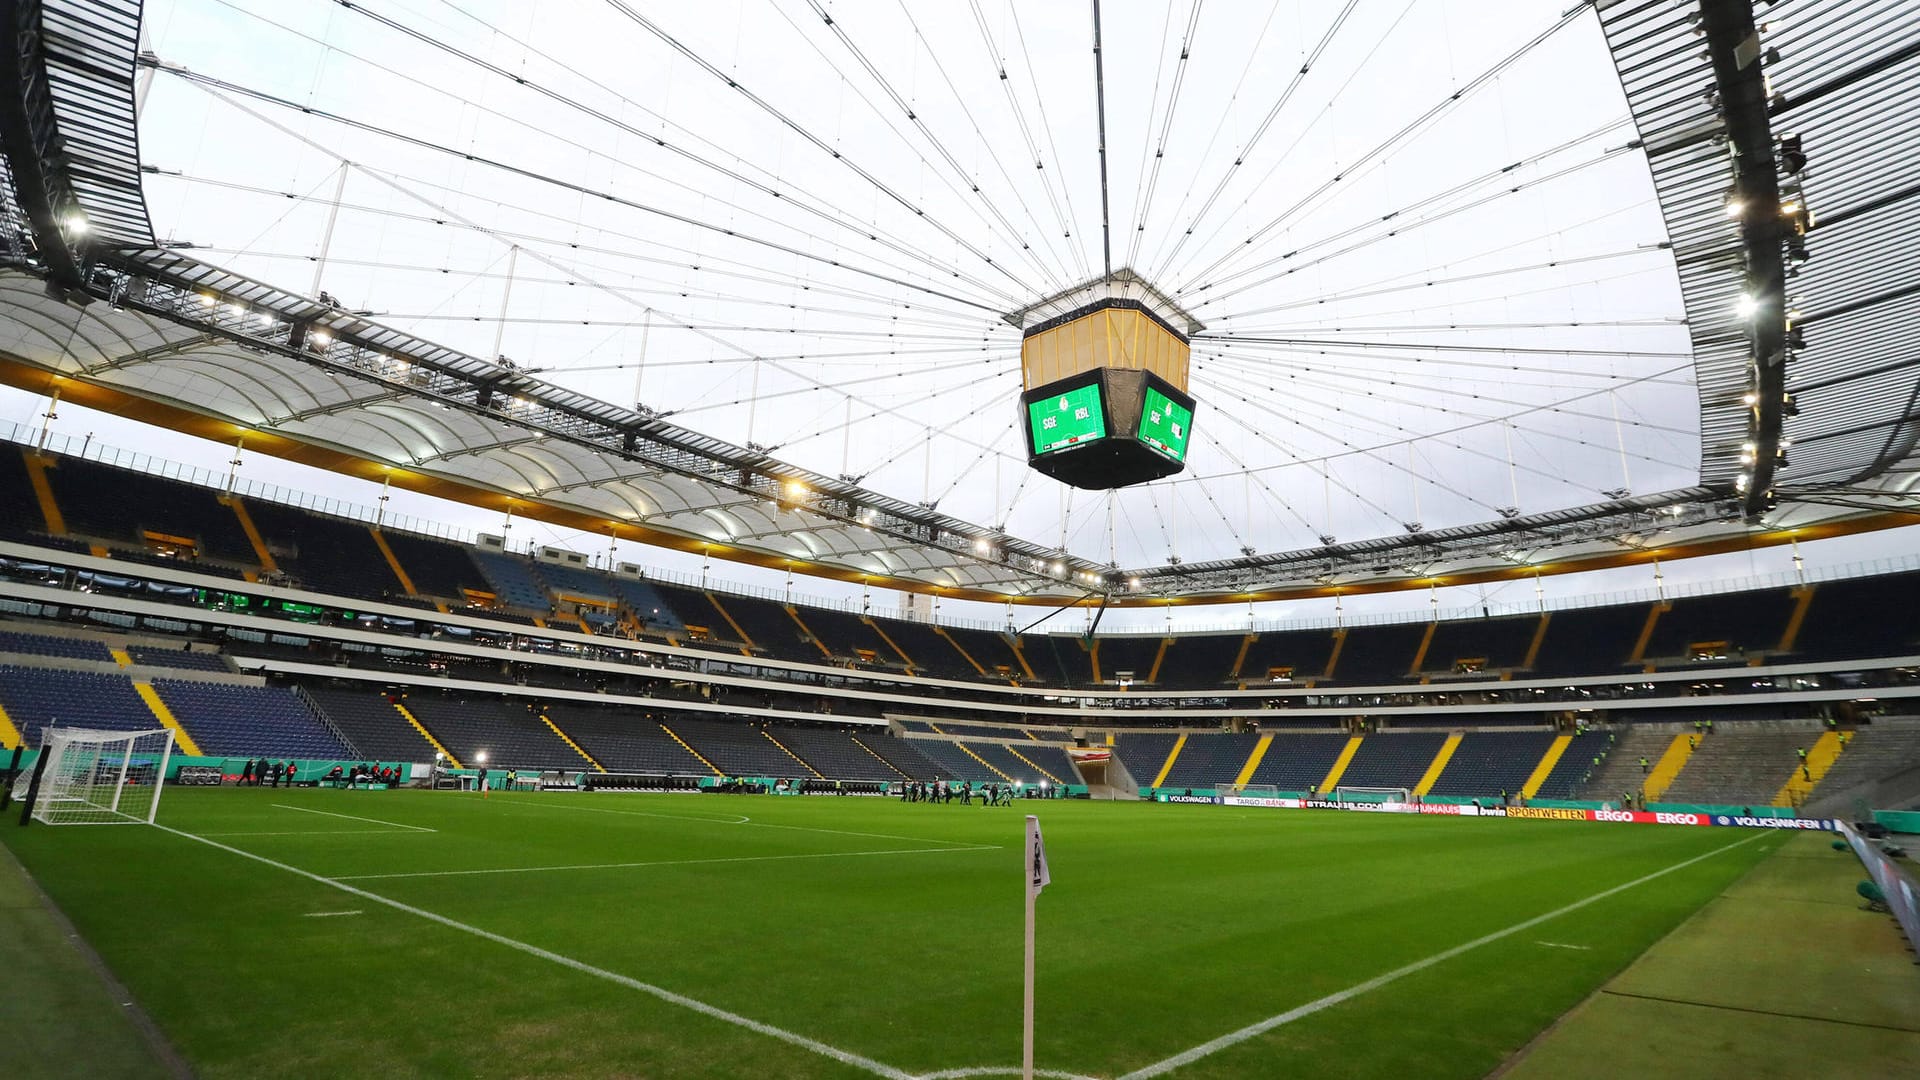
[3,0,1908,630]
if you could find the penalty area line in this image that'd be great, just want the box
[1116,833,1767,1080]
[153,825,918,1080]
[271,804,437,832]
[335,844,1001,881]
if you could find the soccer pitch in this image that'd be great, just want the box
[2,790,1785,1079]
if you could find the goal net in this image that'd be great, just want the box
[1334,786,1410,805]
[1227,783,1279,798]
[11,728,175,825]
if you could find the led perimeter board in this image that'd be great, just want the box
[1020,370,1197,489]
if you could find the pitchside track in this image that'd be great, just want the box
[2,791,1787,1079]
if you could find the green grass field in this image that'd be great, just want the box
[1,790,1791,1079]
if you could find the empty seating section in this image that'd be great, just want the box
[934,722,1032,742]
[1010,743,1078,784]
[1807,723,1920,807]
[774,726,905,779]
[1529,737,1596,800]
[870,618,970,677]
[855,733,950,779]
[1423,616,1538,674]
[943,626,1024,678]
[1426,731,1557,797]
[719,596,813,661]
[541,705,712,774]
[1097,636,1161,683]
[1530,605,1649,676]
[1161,732,1259,789]
[963,742,1055,784]
[1114,732,1179,784]
[402,694,581,769]
[1575,726,1674,802]
[1246,734,1350,790]
[1337,732,1447,790]
[1791,574,1920,661]
[668,716,806,775]
[0,448,46,539]
[795,607,895,663]
[1034,636,1094,684]
[1660,728,1810,805]
[530,560,618,604]
[300,686,441,762]
[126,646,230,673]
[1646,590,1793,663]
[1330,624,1427,685]
[0,667,158,746]
[904,738,1003,783]
[379,531,486,600]
[645,582,743,646]
[0,629,115,663]
[1237,629,1335,683]
[1156,634,1241,688]
[469,551,550,610]
[153,681,351,759]
[246,501,400,600]
[605,579,686,633]
[43,455,257,564]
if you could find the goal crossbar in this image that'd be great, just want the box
[14,727,175,826]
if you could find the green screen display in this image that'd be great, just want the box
[1138,386,1194,462]
[1028,382,1107,455]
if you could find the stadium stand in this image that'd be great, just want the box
[1032,635,1095,685]
[642,581,745,646]
[943,625,1025,680]
[38,453,258,566]
[1528,604,1649,675]
[867,617,971,678]
[770,725,905,780]
[1236,629,1336,685]
[717,596,814,662]
[1161,731,1260,789]
[1574,726,1674,801]
[1644,590,1795,665]
[1422,615,1538,675]
[604,577,686,634]
[1114,732,1180,786]
[299,686,441,763]
[1336,732,1449,789]
[1805,721,1920,808]
[1330,623,1428,684]
[1245,732,1351,791]
[127,645,231,673]
[1527,735,1597,800]
[245,501,401,600]
[930,722,1034,742]
[1097,635,1161,684]
[0,629,115,663]
[793,606,899,666]
[1425,730,1559,798]
[958,741,1058,784]
[1659,727,1813,806]
[903,738,1005,783]
[0,447,48,539]
[1789,573,1920,661]
[401,694,584,770]
[0,667,161,746]
[377,531,487,601]
[152,681,351,759]
[469,550,551,611]
[668,715,810,776]
[1155,633,1242,688]
[847,732,947,779]
[539,704,712,774]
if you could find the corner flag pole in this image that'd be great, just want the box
[1024,814,1049,1080]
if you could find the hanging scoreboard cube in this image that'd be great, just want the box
[1013,272,1201,490]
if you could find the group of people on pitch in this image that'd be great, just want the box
[900,779,1016,806]
[234,758,298,787]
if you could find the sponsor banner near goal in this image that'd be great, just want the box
[1710,814,1838,830]
[1302,799,1416,814]
[175,765,224,786]
[1221,796,1301,809]
[1504,806,1589,821]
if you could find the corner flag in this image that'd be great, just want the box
[1023,814,1048,1080]
[1026,814,1050,896]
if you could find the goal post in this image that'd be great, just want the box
[1333,785,1411,805]
[13,728,175,826]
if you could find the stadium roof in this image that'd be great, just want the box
[0,0,1914,604]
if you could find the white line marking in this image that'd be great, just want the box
[914,1069,1100,1080]
[1535,941,1593,951]
[154,825,915,1079]
[1116,834,1766,1079]
[302,910,363,918]
[272,804,436,833]
[336,844,1000,881]
[198,830,431,837]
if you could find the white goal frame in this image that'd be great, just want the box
[1333,785,1411,805]
[12,727,176,825]
[1228,783,1280,798]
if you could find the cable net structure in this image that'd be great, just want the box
[0,0,1913,605]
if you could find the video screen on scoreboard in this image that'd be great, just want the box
[1138,384,1194,462]
[1027,380,1108,456]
